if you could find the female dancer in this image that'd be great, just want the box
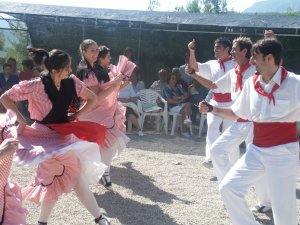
[77,40,135,189]
[0,48,111,225]
[0,110,28,225]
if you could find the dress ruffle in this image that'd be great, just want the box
[3,179,28,225]
[22,151,81,205]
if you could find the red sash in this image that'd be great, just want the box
[217,56,233,73]
[212,92,231,102]
[47,121,107,145]
[235,63,251,92]
[253,122,298,147]
[253,67,287,105]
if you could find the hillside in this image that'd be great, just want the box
[244,0,300,13]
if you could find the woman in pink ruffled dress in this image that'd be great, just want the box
[77,40,136,189]
[0,111,28,225]
[0,48,111,225]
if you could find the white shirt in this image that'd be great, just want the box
[232,67,300,122]
[215,65,256,101]
[118,83,137,99]
[197,59,236,94]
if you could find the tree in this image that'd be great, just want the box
[5,21,31,70]
[176,0,228,13]
[148,0,160,11]
[186,0,201,13]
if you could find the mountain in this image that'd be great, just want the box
[244,0,300,13]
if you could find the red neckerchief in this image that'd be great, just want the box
[253,66,288,105]
[217,56,233,73]
[235,62,251,92]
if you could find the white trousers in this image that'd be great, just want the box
[205,101,234,161]
[210,121,253,181]
[219,142,299,225]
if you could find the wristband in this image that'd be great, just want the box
[203,101,213,112]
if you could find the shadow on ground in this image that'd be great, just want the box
[111,162,190,204]
[95,191,179,225]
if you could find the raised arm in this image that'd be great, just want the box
[187,39,199,71]
[185,65,218,90]
[0,93,27,134]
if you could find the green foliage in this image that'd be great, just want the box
[0,32,5,50]
[5,21,31,70]
[186,0,201,13]
[174,5,186,12]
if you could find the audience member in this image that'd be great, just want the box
[188,79,209,126]
[179,53,194,85]
[163,73,192,137]
[172,67,189,92]
[7,57,20,77]
[130,68,145,94]
[19,59,34,81]
[0,63,19,94]
[150,68,168,96]
[118,82,144,136]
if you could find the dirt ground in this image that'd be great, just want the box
[11,129,300,225]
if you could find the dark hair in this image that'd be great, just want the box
[123,47,135,61]
[7,57,16,64]
[98,45,110,59]
[22,59,34,70]
[233,37,253,60]
[2,63,12,70]
[28,48,70,73]
[252,38,283,66]
[215,37,232,54]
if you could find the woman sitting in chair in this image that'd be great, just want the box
[118,82,144,137]
[163,72,192,137]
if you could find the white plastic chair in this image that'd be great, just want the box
[136,89,168,134]
[198,113,207,137]
[169,112,193,136]
[122,101,142,132]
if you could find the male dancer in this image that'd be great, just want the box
[188,37,236,167]
[200,38,299,225]
[187,36,271,212]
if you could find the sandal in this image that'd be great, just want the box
[100,172,112,190]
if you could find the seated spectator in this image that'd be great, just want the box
[0,63,19,113]
[150,68,168,96]
[179,53,194,85]
[19,59,34,81]
[7,57,20,76]
[0,63,19,94]
[130,68,145,94]
[163,73,192,137]
[188,79,209,126]
[118,82,144,136]
[172,67,189,92]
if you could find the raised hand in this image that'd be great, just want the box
[187,39,196,51]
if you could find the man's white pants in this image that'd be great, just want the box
[219,142,299,225]
[205,100,234,161]
[210,121,253,181]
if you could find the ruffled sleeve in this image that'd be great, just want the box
[70,75,89,97]
[6,79,37,102]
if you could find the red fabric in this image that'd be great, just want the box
[47,121,107,145]
[253,67,288,105]
[19,71,34,81]
[236,118,249,122]
[253,122,298,147]
[212,92,231,102]
[217,56,233,73]
[235,63,251,92]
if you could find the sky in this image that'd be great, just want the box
[2,0,264,12]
